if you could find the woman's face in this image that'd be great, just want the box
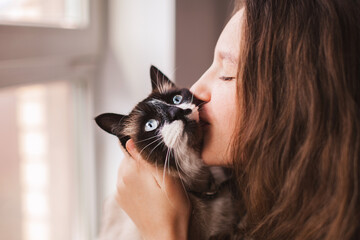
[190,9,244,165]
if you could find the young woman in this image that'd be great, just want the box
[115,1,360,239]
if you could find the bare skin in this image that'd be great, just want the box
[116,9,244,239]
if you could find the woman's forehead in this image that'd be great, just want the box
[214,8,244,63]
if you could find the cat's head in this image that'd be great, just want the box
[95,66,204,172]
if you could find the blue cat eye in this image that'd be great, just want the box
[173,95,183,105]
[145,119,159,132]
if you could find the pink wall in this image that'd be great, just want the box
[175,0,233,87]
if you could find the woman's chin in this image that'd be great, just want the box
[201,150,220,166]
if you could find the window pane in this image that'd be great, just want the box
[0,81,78,240]
[0,0,88,28]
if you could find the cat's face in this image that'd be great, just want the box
[95,66,203,173]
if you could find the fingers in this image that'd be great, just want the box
[121,139,182,192]
[121,139,165,189]
[118,139,152,184]
[118,140,130,157]
[116,139,191,221]
[125,139,141,161]
[117,139,144,172]
[125,139,156,172]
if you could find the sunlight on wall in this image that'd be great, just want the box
[16,85,50,240]
[0,0,88,28]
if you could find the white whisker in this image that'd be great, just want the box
[173,151,192,179]
[162,148,170,187]
[134,134,161,144]
[172,149,190,201]
[143,139,163,163]
[190,90,194,105]
[139,137,162,156]
[197,101,206,109]
[148,140,164,158]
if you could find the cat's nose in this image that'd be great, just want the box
[168,107,191,120]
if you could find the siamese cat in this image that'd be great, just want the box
[96,66,240,240]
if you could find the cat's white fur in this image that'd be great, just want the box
[161,120,184,148]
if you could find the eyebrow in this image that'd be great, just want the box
[218,51,238,64]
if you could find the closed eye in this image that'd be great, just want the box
[219,76,236,81]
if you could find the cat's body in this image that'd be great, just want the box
[96,66,240,239]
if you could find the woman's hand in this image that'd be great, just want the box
[116,139,191,240]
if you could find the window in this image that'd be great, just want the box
[0,0,101,239]
[0,82,78,240]
[0,0,88,28]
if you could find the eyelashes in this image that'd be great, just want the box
[219,76,236,81]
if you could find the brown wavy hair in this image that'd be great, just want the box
[232,1,360,239]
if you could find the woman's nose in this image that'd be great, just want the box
[190,70,211,102]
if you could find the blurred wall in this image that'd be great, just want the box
[176,0,233,87]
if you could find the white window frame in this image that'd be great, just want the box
[0,0,104,239]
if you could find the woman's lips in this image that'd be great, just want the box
[200,120,210,128]
[198,105,211,129]
[199,119,210,134]
[198,120,209,151]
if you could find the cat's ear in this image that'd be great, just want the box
[95,113,130,148]
[150,65,175,91]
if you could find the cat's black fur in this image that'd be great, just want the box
[95,66,241,239]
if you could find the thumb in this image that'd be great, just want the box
[125,139,162,180]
